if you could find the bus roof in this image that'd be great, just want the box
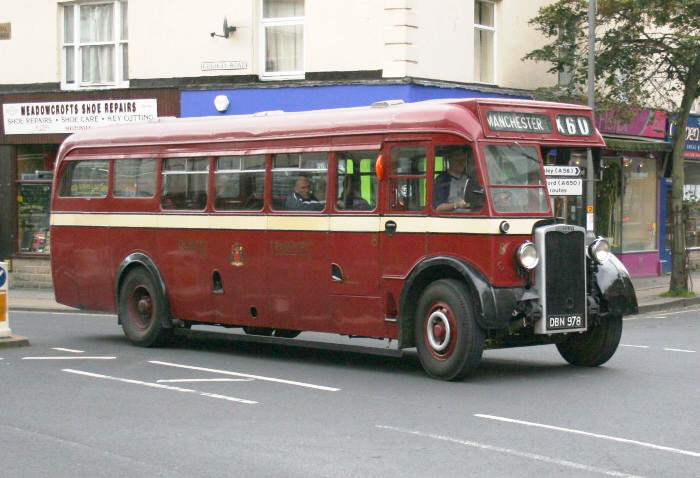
[58,98,605,156]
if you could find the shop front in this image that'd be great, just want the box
[667,113,700,271]
[594,109,671,277]
[0,89,179,287]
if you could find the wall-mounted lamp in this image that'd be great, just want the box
[214,95,230,113]
[211,18,237,38]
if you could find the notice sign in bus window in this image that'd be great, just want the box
[486,111,552,134]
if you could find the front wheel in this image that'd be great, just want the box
[415,279,485,381]
[556,314,622,366]
[118,268,172,347]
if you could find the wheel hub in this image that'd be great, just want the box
[426,309,451,352]
[137,297,152,316]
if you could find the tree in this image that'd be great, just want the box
[524,0,700,293]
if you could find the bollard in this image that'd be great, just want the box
[0,261,28,347]
[0,261,10,338]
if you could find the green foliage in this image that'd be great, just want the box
[524,0,700,111]
[526,0,700,293]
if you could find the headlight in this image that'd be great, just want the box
[587,237,610,264]
[515,241,539,270]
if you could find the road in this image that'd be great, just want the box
[1,308,698,477]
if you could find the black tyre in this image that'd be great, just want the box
[118,268,172,347]
[556,314,622,366]
[415,279,485,381]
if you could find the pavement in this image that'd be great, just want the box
[5,270,700,316]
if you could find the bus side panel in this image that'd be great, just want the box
[426,234,529,287]
[110,225,160,310]
[266,229,331,332]
[209,228,271,327]
[52,225,115,311]
[156,227,216,324]
[51,225,82,309]
[329,230,385,337]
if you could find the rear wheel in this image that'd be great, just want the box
[118,268,172,347]
[556,314,622,366]
[415,279,485,381]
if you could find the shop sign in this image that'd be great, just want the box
[2,99,158,135]
[546,177,582,196]
[667,114,700,158]
[595,109,667,139]
[486,111,552,133]
[201,60,248,71]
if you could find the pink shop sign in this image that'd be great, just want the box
[595,109,667,139]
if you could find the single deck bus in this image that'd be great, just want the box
[50,98,638,380]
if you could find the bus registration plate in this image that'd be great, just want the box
[547,315,585,331]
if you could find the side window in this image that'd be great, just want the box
[114,159,156,197]
[160,158,209,210]
[389,146,426,212]
[214,155,266,211]
[59,160,109,197]
[433,145,484,214]
[336,151,378,211]
[271,152,327,211]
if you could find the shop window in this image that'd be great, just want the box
[682,161,700,248]
[16,147,56,254]
[474,0,495,83]
[621,156,657,251]
[215,155,266,210]
[260,0,304,80]
[114,159,156,197]
[271,152,327,211]
[597,155,657,253]
[161,158,209,210]
[61,1,128,89]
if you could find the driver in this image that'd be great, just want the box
[434,148,482,213]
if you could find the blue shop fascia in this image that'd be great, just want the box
[179,78,530,117]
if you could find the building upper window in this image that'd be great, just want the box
[474,0,495,84]
[62,1,128,89]
[260,0,304,80]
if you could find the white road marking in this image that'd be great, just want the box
[52,347,84,354]
[620,344,650,349]
[156,378,254,383]
[475,414,700,458]
[62,369,257,404]
[12,310,111,317]
[376,425,641,478]
[149,360,341,391]
[663,347,696,353]
[22,356,116,360]
[659,308,700,316]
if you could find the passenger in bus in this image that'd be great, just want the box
[337,175,371,210]
[286,175,324,210]
[433,148,483,213]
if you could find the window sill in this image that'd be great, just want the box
[61,81,130,91]
[259,73,305,82]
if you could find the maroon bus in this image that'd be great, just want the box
[50,98,638,380]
